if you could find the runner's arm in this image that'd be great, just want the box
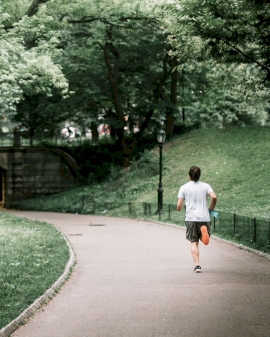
[208,191,217,211]
[177,198,185,212]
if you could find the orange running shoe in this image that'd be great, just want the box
[200,225,209,245]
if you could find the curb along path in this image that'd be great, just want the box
[3,211,270,337]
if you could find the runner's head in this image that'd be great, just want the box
[189,166,201,182]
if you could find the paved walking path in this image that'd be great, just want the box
[4,211,270,337]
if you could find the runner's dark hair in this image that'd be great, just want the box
[189,166,201,182]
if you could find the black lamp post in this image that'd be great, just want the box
[155,129,166,214]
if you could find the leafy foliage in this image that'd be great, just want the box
[0,6,68,116]
[168,0,270,99]
[1,0,269,164]
[177,63,268,127]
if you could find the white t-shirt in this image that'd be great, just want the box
[178,181,213,222]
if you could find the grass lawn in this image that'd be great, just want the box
[15,126,270,220]
[0,212,70,329]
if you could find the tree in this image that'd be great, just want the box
[3,0,267,169]
[40,0,179,166]
[177,62,268,127]
[0,2,68,117]
[14,91,65,144]
[168,0,270,99]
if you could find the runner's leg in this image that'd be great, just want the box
[190,241,200,266]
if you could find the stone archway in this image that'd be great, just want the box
[0,147,83,208]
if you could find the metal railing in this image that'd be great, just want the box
[0,132,87,147]
[127,202,270,253]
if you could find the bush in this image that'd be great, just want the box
[173,121,201,135]
[57,140,123,182]
[130,150,159,176]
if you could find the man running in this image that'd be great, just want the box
[177,166,217,273]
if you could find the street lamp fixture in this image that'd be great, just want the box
[155,129,166,214]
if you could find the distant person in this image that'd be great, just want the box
[177,166,217,273]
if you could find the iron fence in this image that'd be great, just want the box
[127,202,185,225]
[126,202,270,253]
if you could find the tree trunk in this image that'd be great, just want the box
[100,38,175,167]
[110,126,117,141]
[166,56,178,137]
[182,107,185,122]
[123,58,175,167]
[99,39,128,165]
[25,0,50,17]
[90,122,99,142]
[105,109,118,142]
[124,68,173,166]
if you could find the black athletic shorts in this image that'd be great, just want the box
[185,221,211,242]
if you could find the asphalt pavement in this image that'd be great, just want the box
[2,211,270,337]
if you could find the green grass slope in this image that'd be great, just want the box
[16,126,270,220]
[153,126,270,218]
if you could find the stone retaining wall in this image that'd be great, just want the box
[0,147,81,207]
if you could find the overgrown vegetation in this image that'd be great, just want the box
[0,212,70,329]
[57,133,160,181]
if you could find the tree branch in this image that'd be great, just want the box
[107,42,120,80]
[221,38,270,73]
[137,65,174,140]
[67,17,99,24]
[98,42,113,76]
[66,15,161,30]
[25,0,51,17]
